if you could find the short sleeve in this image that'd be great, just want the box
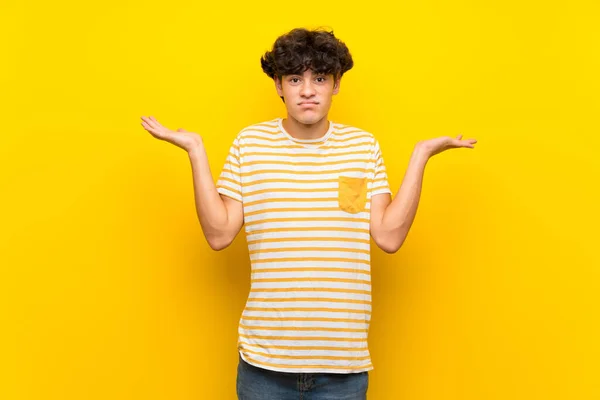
[216,137,243,202]
[372,139,392,196]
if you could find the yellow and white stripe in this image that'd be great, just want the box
[216,117,391,374]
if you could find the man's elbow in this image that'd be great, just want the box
[206,234,234,251]
[379,240,402,254]
[374,233,404,254]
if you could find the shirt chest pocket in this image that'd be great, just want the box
[338,175,368,214]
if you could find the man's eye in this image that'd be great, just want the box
[316,77,327,82]
[290,78,300,83]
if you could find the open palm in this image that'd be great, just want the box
[419,134,477,157]
[140,116,202,152]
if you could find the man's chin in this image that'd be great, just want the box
[291,112,324,126]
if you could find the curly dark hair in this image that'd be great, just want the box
[260,28,354,101]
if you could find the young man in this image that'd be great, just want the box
[141,28,476,400]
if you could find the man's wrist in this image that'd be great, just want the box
[413,142,432,162]
[187,142,205,159]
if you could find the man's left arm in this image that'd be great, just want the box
[370,135,477,254]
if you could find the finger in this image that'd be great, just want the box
[456,134,463,140]
[141,116,159,130]
[145,117,172,136]
[458,138,477,145]
[149,116,165,128]
[145,116,165,131]
[141,120,158,135]
[141,120,155,134]
[141,121,166,138]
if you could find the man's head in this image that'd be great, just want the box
[261,28,354,125]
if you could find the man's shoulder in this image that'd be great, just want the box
[236,119,280,139]
[332,121,377,142]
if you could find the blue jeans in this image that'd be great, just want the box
[236,353,369,399]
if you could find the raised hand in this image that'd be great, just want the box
[140,116,203,153]
[417,134,477,158]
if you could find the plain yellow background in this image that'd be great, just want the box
[1,1,599,399]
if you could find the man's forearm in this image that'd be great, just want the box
[187,144,230,241]
[380,145,430,250]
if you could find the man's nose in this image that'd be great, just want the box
[300,81,316,97]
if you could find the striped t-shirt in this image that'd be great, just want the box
[216,117,391,374]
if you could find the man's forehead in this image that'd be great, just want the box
[285,69,331,77]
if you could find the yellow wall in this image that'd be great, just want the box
[1,1,598,399]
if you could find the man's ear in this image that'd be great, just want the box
[333,77,341,95]
[274,76,283,97]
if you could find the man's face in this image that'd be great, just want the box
[275,69,340,125]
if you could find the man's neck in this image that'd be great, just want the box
[282,115,330,141]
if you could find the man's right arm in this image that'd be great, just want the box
[140,115,243,250]
[188,143,244,251]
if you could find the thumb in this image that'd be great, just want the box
[177,128,188,132]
